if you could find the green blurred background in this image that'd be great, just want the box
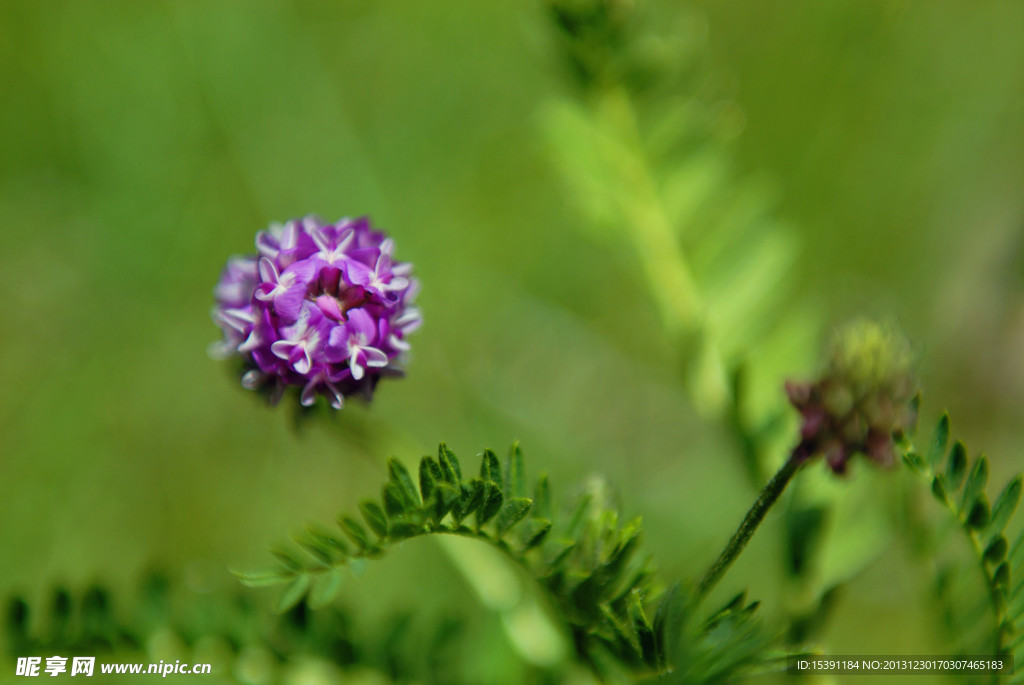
[2,0,1023,682]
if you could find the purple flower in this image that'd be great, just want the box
[211,216,421,409]
[787,320,917,474]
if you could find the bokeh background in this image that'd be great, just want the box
[3,1,1024,683]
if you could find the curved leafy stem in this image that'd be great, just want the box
[901,412,1023,676]
[236,443,797,683]
[237,443,660,680]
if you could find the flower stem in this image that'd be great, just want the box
[696,456,802,600]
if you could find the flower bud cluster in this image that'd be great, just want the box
[787,320,916,473]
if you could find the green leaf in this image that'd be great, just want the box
[984,536,1008,565]
[477,483,504,527]
[388,458,421,509]
[908,393,922,431]
[338,515,369,551]
[599,602,634,653]
[389,511,425,540]
[495,497,533,536]
[271,548,303,571]
[451,479,484,524]
[903,451,925,473]
[565,493,593,538]
[504,442,526,499]
[387,517,425,540]
[545,539,576,570]
[987,475,1022,537]
[961,455,989,513]
[931,476,948,504]
[359,500,388,539]
[480,449,503,491]
[541,101,628,232]
[653,586,686,671]
[296,536,335,565]
[233,569,293,588]
[305,527,349,559]
[740,600,761,617]
[533,473,551,519]
[709,592,746,624]
[308,569,344,609]
[629,590,657,668]
[928,413,950,469]
[438,443,461,485]
[945,441,968,491]
[603,518,643,590]
[276,574,311,613]
[384,481,412,518]
[519,518,553,551]
[429,482,460,524]
[419,456,442,504]
[967,494,990,530]
[993,563,1010,592]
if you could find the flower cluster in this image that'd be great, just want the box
[787,320,917,474]
[211,216,420,409]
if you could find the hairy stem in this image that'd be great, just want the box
[696,456,801,600]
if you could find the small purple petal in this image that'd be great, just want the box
[255,223,286,259]
[311,225,356,267]
[343,259,374,287]
[214,307,255,335]
[282,257,318,285]
[270,340,296,362]
[258,256,279,284]
[214,256,259,308]
[346,307,377,342]
[315,295,345,322]
[325,325,349,364]
[293,352,312,375]
[388,334,411,352]
[363,347,388,367]
[273,285,307,321]
[395,308,422,334]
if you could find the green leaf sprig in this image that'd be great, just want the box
[237,443,798,682]
[902,413,1023,667]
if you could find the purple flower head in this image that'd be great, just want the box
[787,320,917,475]
[211,216,421,409]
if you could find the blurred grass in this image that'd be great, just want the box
[2,0,1024,679]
